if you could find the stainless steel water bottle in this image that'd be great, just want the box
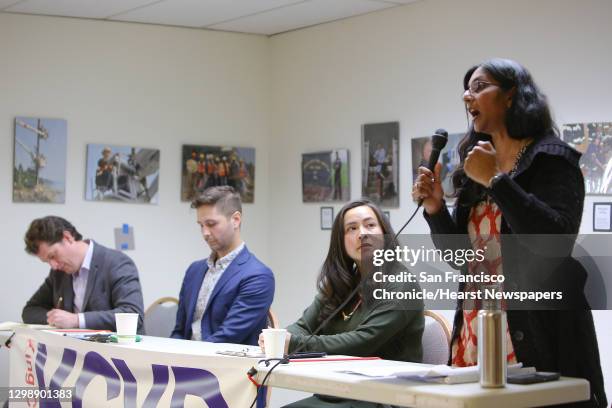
[478,288,506,388]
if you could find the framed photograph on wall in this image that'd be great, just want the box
[561,122,612,195]
[302,149,349,202]
[13,117,67,203]
[383,210,390,223]
[593,202,612,231]
[181,145,255,203]
[411,131,464,206]
[320,207,334,230]
[362,122,399,208]
[85,144,160,204]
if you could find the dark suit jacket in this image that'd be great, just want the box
[22,241,145,333]
[171,246,274,346]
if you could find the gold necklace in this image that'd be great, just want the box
[342,298,362,321]
[486,140,532,204]
[509,140,532,177]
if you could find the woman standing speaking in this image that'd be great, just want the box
[413,58,606,407]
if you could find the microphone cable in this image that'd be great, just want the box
[247,280,361,407]
[395,202,422,237]
[247,203,423,408]
[289,203,422,356]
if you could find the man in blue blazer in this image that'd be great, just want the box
[171,186,274,346]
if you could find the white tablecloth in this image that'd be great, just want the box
[257,357,590,408]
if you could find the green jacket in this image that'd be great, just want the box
[287,294,424,363]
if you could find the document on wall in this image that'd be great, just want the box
[594,203,612,231]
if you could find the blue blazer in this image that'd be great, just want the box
[171,246,274,346]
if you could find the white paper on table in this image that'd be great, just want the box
[217,344,265,358]
[339,365,430,378]
[0,321,54,330]
[338,363,534,384]
[217,350,265,358]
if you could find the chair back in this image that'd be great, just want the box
[265,309,279,407]
[144,297,179,338]
[266,309,280,329]
[421,310,452,365]
[573,236,609,309]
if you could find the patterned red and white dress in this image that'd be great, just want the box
[451,199,518,367]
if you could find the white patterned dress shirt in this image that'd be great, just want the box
[191,242,245,341]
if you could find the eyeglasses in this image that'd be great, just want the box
[465,80,498,96]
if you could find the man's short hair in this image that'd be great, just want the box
[191,186,242,217]
[25,216,83,255]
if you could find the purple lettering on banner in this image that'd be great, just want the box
[112,358,137,408]
[36,346,77,408]
[49,348,76,390]
[142,364,170,408]
[34,343,48,388]
[170,366,228,408]
[73,351,121,408]
[30,342,233,408]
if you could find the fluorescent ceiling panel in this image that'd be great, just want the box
[112,0,304,28]
[4,0,160,18]
[209,0,394,35]
[380,0,420,4]
[0,1,22,10]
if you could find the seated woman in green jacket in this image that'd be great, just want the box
[261,198,424,407]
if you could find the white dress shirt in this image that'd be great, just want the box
[73,241,94,328]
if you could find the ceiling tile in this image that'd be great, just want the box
[208,0,394,35]
[111,0,304,28]
[378,0,420,4]
[4,0,160,19]
[0,0,22,10]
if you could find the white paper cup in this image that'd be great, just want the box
[115,313,138,343]
[262,328,287,359]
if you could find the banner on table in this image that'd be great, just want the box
[9,328,257,407]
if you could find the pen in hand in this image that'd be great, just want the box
[48,296,63,327]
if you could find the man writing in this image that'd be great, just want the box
[22,216,145,332]
[171,186,274,345]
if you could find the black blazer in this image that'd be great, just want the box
[425,133,607,408]
[22,241,145,333]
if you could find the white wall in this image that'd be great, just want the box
[267,0,611,404]
[0,12,272,388]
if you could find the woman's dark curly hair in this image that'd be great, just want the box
[316,199,398,323]
[451,58,558,206]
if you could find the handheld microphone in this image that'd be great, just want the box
[417,128,448,207]
[425,128,449,172]
[396,128,449,235]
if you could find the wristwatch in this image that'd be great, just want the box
[488,173,504,189]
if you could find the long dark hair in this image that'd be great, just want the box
[452,58,558,206]
[316,199,397,323]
